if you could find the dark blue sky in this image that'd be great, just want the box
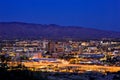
[0,0,120,31]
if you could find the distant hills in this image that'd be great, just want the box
[0,22,120,40]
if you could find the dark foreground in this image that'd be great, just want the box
[0,67,120,80]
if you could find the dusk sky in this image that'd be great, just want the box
[0,0,120,31]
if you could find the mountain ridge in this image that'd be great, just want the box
[0,22,120,40]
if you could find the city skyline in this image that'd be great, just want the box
[0,1,120,79]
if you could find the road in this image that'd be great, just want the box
[22,62,120,73]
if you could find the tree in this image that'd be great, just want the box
[0,54,11,69]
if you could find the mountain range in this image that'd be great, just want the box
[0,22,120,40]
